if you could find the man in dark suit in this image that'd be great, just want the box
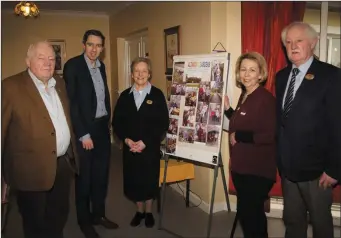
[276,22,341,238]
[1,41,78,238]
[63,30,118,238]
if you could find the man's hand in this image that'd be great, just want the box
[319,172,337,189]
[82,138,94,150]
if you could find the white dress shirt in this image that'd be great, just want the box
[29,69,71,157]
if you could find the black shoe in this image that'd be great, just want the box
[79,225,99,238]
[145,213,155,228]
[130,212,145,227]
[92,216,119,229]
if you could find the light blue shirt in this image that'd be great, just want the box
[80,54,108,142]
[129,82,152,110]
[84,54,107,118]
[282,56,314,108]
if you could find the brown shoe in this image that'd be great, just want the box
[92,217,119,229]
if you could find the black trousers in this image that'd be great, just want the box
[16,156,73,238]
[75,119,111,225]
[231,171,274,238]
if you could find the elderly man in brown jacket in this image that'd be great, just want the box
[1,41,78,238]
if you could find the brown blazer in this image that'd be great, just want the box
[1,70,79,191]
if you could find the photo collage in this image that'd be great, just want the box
[165,60,225,155]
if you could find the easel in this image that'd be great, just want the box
[158,151,231,238]
[159,49,232,237]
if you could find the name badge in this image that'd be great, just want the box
[240,112,246,116]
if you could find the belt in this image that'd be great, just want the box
[57,153,68,159]
[94,116,107,122]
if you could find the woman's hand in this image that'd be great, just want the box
[230,132,237,146]
[134,140,146,153]
[125,138,146,153]
[125,138,137,151]
[224,95,230,110]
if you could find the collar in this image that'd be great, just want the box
[83,53,101,69]
[28,69,56,90]
[292,56,314,75]
[129,82,152,94]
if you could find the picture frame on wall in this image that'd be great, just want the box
[164,25,180,75]
[48,39,66,75]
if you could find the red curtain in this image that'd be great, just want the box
[264,2,307,94]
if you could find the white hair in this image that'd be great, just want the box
[26,41,55,59]
[281,21,319,45]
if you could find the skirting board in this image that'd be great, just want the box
[169,183,341,226]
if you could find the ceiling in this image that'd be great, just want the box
[1,1,136,15]
[2,1,340,15]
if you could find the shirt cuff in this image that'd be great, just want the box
[235,130,254,143]
[79,133,91,142]
[224,107,235,119]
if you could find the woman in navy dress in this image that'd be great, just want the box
[113,57,169,228]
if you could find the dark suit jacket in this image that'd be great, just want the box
[275,58,341,182]
[1,71,79,191]
[63,54,111,139]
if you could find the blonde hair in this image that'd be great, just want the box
[281,21,318,45]
[130,57,152,80]
[235,52,268,88]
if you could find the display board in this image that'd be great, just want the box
[165,53,231,165]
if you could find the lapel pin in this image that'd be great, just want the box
[146,100,153,104]
[305,73,314,80]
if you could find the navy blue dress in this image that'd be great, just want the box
[113,85,169,201]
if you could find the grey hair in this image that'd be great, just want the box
[281,21,318,45]
[26,41,55,59]
[130,57,152,80]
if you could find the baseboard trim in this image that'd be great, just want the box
[169,183,341,226]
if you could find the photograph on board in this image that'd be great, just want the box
[210,60,225,93]
[184,87,198,107]
[171,83,186,96]
[206,125,220,147]
[173,62,185,84]
[168,118,179,135]
[198,81,210,103]
[196,101,209,124]
[194,123,207,143]
[169,95,181,117]
[208,103,222,125]
[178,127,195,144]
[166,134,177,154]
[182,106,196,127]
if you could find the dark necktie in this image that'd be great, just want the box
[283,68,300,118]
